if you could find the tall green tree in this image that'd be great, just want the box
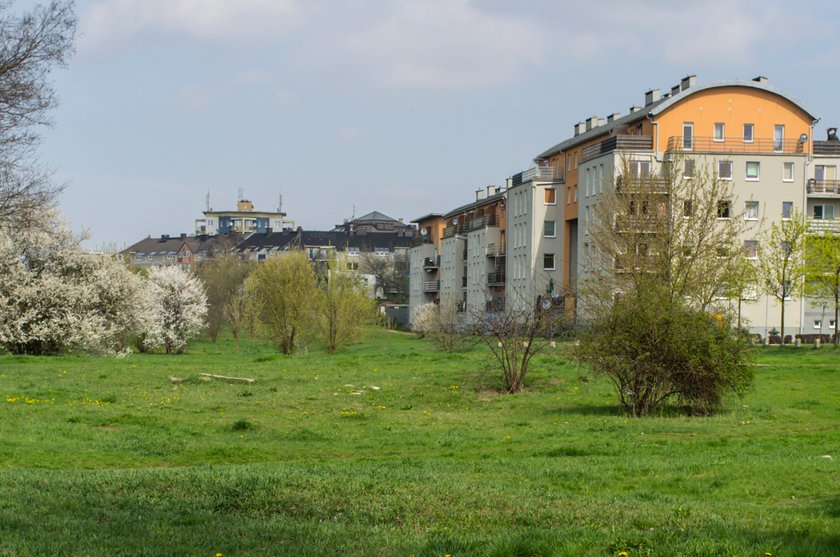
[246,252,317,355]
[806,231,840,345]
[757,210,809,343]
[316,261,374,354]
[197,254,252,342]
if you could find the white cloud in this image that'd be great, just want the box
[80,0,300,52]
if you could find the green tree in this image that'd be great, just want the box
[806,231,840,346]
[246,252,317,354]
[723,250,760,331]
[316,262,375,354]
[757,210,809,343]
[197,254,252,342]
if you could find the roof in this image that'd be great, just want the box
[234,229,415,253]
[410,213,444,224]
[123,232,244,256]
[442,191,505,220]
[352,211,400,223]
[535,79,820,161]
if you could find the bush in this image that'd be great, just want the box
[573,292,754,416]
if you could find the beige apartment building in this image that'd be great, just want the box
[409,75,838,338]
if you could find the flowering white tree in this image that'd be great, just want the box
[0,222,152,355]
[141,266,208,354]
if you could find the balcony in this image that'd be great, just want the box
[465,214,498,232]
[666,136,805,155]
[809,220,840,234]
[442,224,465,238]
[581,135,653,162]
[422,280,440,292]
[486,298,505,312]
[487,272,506,287]
[807,179,840,197]
[511,166,564,186]
[423,256,440,270]
[486,241,506,258]
[461,276,468,288]
[614,215,662,233]
[615,175,670,194]
[411,236,434,247]
[814,140,840,155]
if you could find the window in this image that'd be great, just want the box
[544,220,556,237]
[783,162,794,182]
[714,122,725,142]
[683,123,694,150]
[717,200,732,219]
[745,201,759,220]
[375,247,389,256]
[743,123,754,143]
[567,187,571,205]
[814,204,835,220]
[815,165,836,181]
[831,320,837,330]
[585,168,591,197]
[743,240,758,259]
[543,253,555,270]
[814,320,822,329]
[683,200,693,217]
[774,124,785,152]
[746,161,760,181]
[573,186,577,202]
[718,160,733,180]
[782,201,793,219]
[684,159,695,178]
[348,246,360,256]
[630,161,651,178]
[544,188,556,204]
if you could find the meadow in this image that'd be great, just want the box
[0,329,837,556]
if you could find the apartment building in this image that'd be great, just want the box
[195,198,294,236]
[409,75,840,337]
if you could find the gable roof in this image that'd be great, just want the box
[352,211,400,223]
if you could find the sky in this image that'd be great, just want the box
[22,0,840,248]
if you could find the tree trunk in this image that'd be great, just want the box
[780,298,786,344]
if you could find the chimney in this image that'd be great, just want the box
[585,116,600,131]
[487,185,496,197]
[629,105,641,113]
[607,112,621,124]
[680,74,696,91]
[180,233,186,239]
[671,84,681,97]
[753,75,768,85]
[644,88,661,106]
[574,121,586,136]
[476,188,486,201]
[161,234,169,241]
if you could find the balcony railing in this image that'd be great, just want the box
[486,241,506,258]
[807,179,840,196]
[423,256,440,270]
[814,141,840,155]
[511,166,564,186]
[666,136,805,154]
[411,236,434,247]
[465,214,498,231]
[486,299,505,312]
[809,220,840,234]
[615,175,670,194]
[581,135,653,162]
[422,280,440,292]
[487,272,506,286]
[614,215,663,232]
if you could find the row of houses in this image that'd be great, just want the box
[409,75,840,337]
[124,210,416,301]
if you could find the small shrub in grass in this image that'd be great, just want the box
[573,289,754,417]
[231,419,254,431]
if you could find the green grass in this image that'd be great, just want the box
[0,330,838,556]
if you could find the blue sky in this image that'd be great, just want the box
[26,0,840,247]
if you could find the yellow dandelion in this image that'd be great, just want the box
[618,552,629,557]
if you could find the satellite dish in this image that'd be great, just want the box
[799,133,808,144]
[420,228,428,236]
[453,219,459,225]
[541,298,551,310]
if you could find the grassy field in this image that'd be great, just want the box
[0,329,838,556]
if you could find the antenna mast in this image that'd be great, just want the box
[277,193,283,213]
